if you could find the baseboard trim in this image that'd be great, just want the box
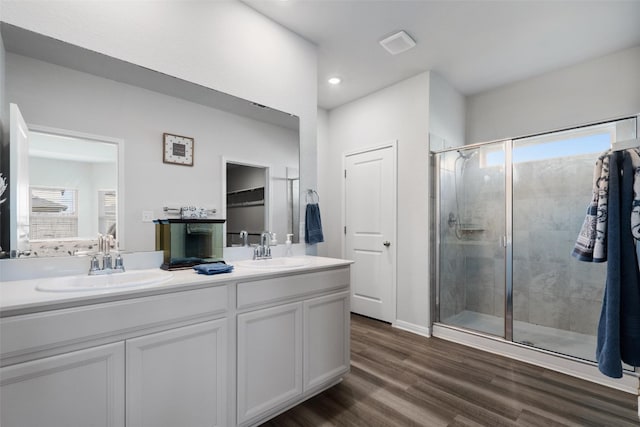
[392,320,431,338]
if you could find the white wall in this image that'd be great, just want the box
[325,72,431,329]
[315,107,329,257]
[428,71,466,151]
[0,28,7,251]
[2,0,318,248]
[467,45,640,144]
[7,53,299,252]
[0,28,5,131]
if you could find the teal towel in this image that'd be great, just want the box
[193,263,234,275]
[305,203,324,244]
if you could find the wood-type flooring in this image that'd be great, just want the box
[262,314,638,427]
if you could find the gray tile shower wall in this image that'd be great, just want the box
[440,150,605,336]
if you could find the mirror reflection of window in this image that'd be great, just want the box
[30,187,78,239]
[99,190,117,238]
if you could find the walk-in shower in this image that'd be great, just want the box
[432,116,638,366]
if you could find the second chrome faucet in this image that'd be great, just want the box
[89,234,125,275]
[253,231,273,260]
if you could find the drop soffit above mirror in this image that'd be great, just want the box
[0,22,299,130]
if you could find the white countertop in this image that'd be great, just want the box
[0,256,352,317]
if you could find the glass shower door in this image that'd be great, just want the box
[511,117,637,362]
[437,143,506,337]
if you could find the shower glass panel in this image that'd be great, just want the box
[512,117,637,362]
[437,144,506,337]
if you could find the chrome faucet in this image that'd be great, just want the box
[89,234,125,275]
[240,230,249,247]
[253,231,272,260]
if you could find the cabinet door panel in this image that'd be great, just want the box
[304,291,350,391]
[0,342,125,427]
[126,319,228,427]
[237,302,303,424]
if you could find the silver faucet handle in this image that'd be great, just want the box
[114,253,125,271]
[89,256,100,273]
[103,253,113,270]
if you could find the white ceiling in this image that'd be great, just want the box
[30,132,117,163]
[243,0,640,110]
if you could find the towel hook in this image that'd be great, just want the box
[305,189,319,204]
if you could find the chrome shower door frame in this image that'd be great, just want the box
[504,139,514,342]
[430,138,514,340]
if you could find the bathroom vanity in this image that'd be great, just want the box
[0,256,352,427]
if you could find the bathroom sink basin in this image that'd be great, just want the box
[36,269,174,292]
[235,257,311,270]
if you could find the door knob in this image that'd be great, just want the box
[383,241,391,247]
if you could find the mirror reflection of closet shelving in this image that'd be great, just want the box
[226,186,265,246]
[225,162,268,247]
[226,187,265,208]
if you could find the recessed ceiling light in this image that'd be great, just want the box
[328,77,342,85]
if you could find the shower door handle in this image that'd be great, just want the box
[383,241,391,247]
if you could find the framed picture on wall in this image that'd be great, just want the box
[163,133,194,166]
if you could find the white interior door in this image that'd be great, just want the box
[9,103,30,255]
[344,144,396,323]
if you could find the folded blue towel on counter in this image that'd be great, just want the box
[193,263,234,275]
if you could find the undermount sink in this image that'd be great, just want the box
[36,269,174,292]
[235,257,311,270]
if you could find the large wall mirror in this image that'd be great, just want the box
[0,23,300,258]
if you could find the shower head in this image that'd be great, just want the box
[456,150,477,161]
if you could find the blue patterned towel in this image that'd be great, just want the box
[572,152,609,262]
[193,263,234,275]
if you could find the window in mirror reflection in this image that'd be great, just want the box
[99,190,117,238]
[29,131,118,242]
[30,187,78,239]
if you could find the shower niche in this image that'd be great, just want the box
[432,116,638,366]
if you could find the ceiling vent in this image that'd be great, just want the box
[379,31,416,55]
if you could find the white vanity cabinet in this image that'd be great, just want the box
[236,267,350,426]
[237,302,303,424]
[0,342,125,427]
[0,257,352,427]
[0,285,230,427]
[126,319,228,427]
[303,290,350,391]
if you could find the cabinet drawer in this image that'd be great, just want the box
[236,267,350,310]
[1,285,228,361]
